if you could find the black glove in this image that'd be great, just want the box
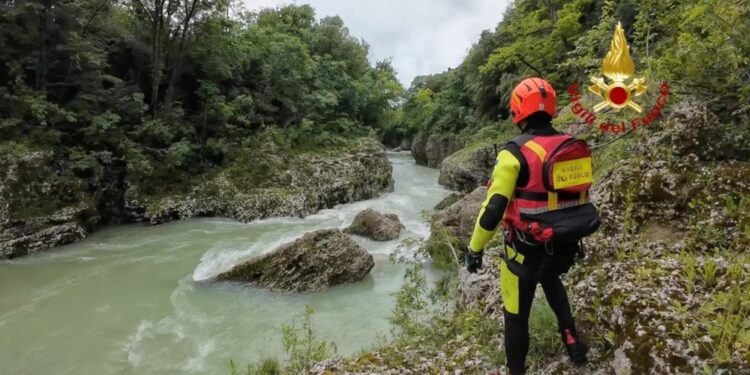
[465,247,484,273]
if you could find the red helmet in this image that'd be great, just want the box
[510,77,557,124]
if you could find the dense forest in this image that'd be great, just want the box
[381,0,749,156]
[0,1,401,237]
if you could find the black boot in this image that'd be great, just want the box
[507,366,526,375]
[561,328,588,365]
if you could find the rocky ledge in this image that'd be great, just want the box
[214,229,374,292]
[344,208,404,241]
[127,139,394,224]
[0,150,96,260]
[0,139,394,260]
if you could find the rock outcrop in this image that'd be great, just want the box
[214,229,374,292]
[1,138,394,260]
[591,102,750,234]
[127,139,394,225]
[430,187,486,251]
[424,187,486,265]
[0,149,96,260]
[432,192,465,211]
[399,138,412,151]
[344,208,404,241]
[438,145,496,192]
[411,133,464,168]
[0,222,87,260]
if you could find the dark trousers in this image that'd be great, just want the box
[500,240,578,373]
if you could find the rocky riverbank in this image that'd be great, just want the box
[309,102,750,373]
[127,139,394,224]
[0,139,393,260]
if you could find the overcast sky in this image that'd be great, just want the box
[242,0,510,87]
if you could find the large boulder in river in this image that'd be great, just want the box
[214,229,374,292]
[343,208,404,241]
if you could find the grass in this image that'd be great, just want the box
[423,222,462,271]
[229,358,282,375]
[230,305,335,375]
[527,297,564,369]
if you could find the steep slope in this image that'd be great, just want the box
[310,102,750,374]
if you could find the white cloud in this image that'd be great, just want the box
[241,0,510,86]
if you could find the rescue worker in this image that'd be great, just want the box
[466,77,589,375]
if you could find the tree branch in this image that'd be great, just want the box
[514,53,546,78]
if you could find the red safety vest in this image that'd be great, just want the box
[503,134,593,243]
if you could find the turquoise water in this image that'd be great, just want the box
[0,152,448,374]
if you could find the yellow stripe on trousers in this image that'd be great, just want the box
[500,245,526,314]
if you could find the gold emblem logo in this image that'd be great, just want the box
[589,22,647,113]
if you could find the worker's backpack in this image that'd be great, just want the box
[503,134,600,245]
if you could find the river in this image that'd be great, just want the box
[0,152,449,374]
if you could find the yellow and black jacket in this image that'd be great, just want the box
[468,126,560,253]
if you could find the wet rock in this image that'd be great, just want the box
[438,145,496,193]
[344,208,404,241]
[411,133,464,168]
[0,222,87,259]
[214,229,374,292]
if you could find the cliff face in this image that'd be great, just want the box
[0,139,394,260]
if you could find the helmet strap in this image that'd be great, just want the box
[516,121,526,132]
